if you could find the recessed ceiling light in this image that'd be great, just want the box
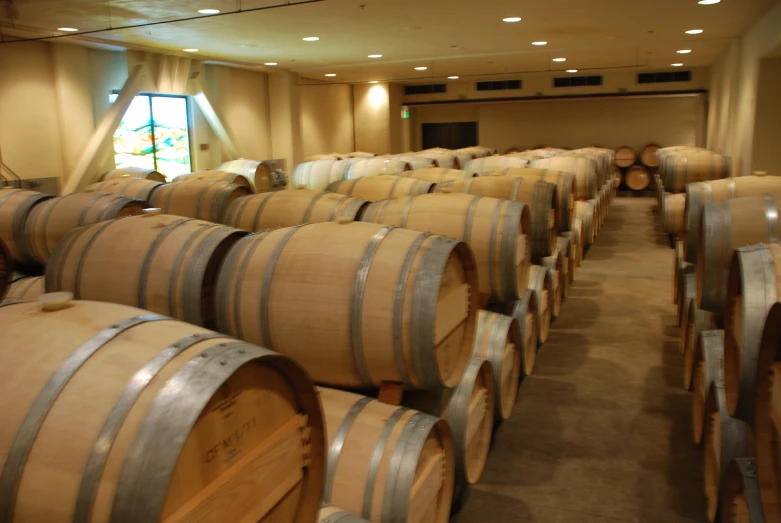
[566,69,578,73]
[198,8,220,14]
[369,81,379,84]
[532,41,547,46]
[58,27,78,32]
[698,0,720,4]
[677,49,692,54]
[671,63,684,67]
[552,57,566,62]
[685,29,703,34]
[415,66,428,71]
[368,54,382,58]
[303,36,320,42]
[325,73,336,77]
[183,48,199,52]
[264,62,278,66]
[448,76,459,79]
[503,17,522,22]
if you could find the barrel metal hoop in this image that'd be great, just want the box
[323,511,366,523]
[29,194,64,261]
[351,226,395,386]
[464,178,474,193]
[510,177,522,202]
[162,180,179,212]
[260,225,306,348]
[328,194,350,221]
[733,458,765,522]
[392,233,430,387]
[110,342,272,522]
[137,218,192,309]
[74,332,223,522]
[448,359,483,482]
[727,178,737,199]
[764,194,779,242]
[474,310,493,357]
[381,412,439,523]
[229,193,254,228]
[361,201,379,223]
[362,406,410,517]
[388,175,404,198]
[253,192,281,232]
[302,190,328,223]
[194,180,218,220]
[47,224,93,293]
[323,396,374,503]
[0,315,167,521]
[399,196,419,229]
[73,219,121,300]
[376,199,394,223]
[462,195,481,245]
[500,202,523,301]
[167,224,218,323]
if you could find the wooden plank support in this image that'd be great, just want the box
[378,381,404,406]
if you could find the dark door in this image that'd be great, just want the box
[422,122,478,150]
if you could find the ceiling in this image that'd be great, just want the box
[0,0,778,83]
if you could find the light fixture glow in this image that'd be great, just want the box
[685,29,703,34]
[503,17,522,22]
[368,54,382,58]
[325,73,336,77]
[415,66,428,71]
[566,69,578,73]
[448,76,459,79]
[671,63,684,67]
[183,48,199,52]
[58,27,78,32]
[303,36,320,41]
[532,41,547,46]
[552,57,566,62]
[369,81,379,84]
[677,49,692,54]
[698,0,720,4]
[264,62,278,66]
[198,8,220,14]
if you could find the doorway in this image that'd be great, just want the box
[422,122,478,150]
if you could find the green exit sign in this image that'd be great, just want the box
[401,107,410,119]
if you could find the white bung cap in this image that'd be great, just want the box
[39,292,74,312]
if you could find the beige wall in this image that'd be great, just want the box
[269,70,303,172]
[353,83,390,154]
[708,2,781,175]
[410,94,706,154]
[751,57,781,174]
[299,84,354,158]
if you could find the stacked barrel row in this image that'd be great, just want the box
[660,147,781,521]
[613,143,661,192]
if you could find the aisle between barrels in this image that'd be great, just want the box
[452,197,704,523]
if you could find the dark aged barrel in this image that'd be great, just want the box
[214,221,478,390]
[0,298,325,523]
[0,188,53,266]
[692,329,724,445]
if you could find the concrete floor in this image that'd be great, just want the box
[453,197,704,523]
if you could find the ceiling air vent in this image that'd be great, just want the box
[404,84,447,95]
[475,79,522,91]
[637,71,693,84]
[553,75,603,88]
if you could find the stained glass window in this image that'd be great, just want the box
[110,93,192,180]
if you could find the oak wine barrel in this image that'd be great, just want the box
[614,145,636,168]
[305,154,345,161]
[563,229,581,271]
[504,168,576,233]
[214,221,478,390]
[462,156,528,175]
[683,174,781,264]
[319,506,369,523]
[570,217,585,266]
[327,175,435,202]
[149,179,252,223]
[386,155,436,170]
[656,176,664,207]
[640,143,661,168]
[0,298,325,523]
[83,178,164,202]
[530,156,597,200]
[703,380,751,523]
[417,152,459,170]
[472,310,522,420]
[404,358,495,485]
[692,329,724,445]
[683,300,716,390]
[673,240,692,305]
[100,167,166,183]
[319,387,455,523]
[558,234,576,285]
[440,176,558,263]
[624,166,651,191]
[170,170,254,192]
[222,188,368,231]
[678,271,696,329]
[575,200,596,247]
[346,158,412,179]
[527,264,553,344]
[217,159,275,192]
[293,160,357,191]
[25,192,145,265]
[346,151,375,159]
[724,243,781,424]
[662,151,731,193]
[754,302,781,521]
[721,458,765,523]
[1,275,44,304]
[399,168,476,183]
[360,193,531,304]
[0,238,8,300]
[0,188,53,265]
[545,243,569,303]
[697,194,780,315]
[489,290,539,377]
[45,214,246,329]
[662,193,685,236]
